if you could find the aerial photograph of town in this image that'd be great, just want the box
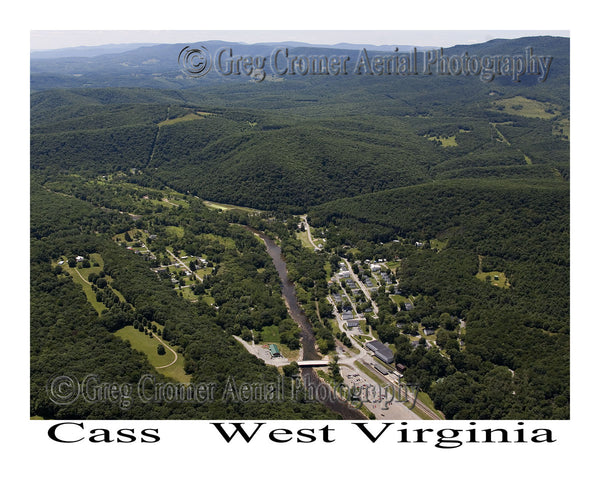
[29,29,570,426]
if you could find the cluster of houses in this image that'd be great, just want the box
[369,263,381,273]
[341,310,360,328]
[380,271,393,285]
[361,275,375,288]
[338,264,351,279]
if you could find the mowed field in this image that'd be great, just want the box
[115,325,191,384]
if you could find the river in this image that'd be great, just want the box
[244,225,365,420]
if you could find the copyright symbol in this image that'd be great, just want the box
[178,46,211,77]
[47,375,80,405]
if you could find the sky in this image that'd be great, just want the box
[30,30,569,51]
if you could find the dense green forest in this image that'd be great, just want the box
[31,35,569,420]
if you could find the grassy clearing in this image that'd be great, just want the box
[429,239,448,251]
[158,113,205,127]
[524,154,533,165]
[386,260,401,270]
[260,325,281,343]
[114,325,191,384]
[200,233,236,249]
[202,295,215,306]
[179,286,199,302]
[203,200,262,214]
[296,229,313,249]
[329,318,341,335]
[255,326,300,361]
[277,343,300,362]
[491,96,560,119]
[113,228,146,244]
[427,135,458,147]
[165,225,185,239]
[353,334,373,343]
[476,271,510,289]
[390,294,410,306]
[162,197,189,208]
[192,267,212,279]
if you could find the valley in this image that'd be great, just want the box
[30,35,570,421]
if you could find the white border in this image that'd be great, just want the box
[4,0,596,477]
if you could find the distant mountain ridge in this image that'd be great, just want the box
[30,36,569,93]
[30,43,161,59]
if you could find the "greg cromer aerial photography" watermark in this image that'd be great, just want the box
[178,45,553,83]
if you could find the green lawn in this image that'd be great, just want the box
[193,267,212,279]
[200,233,236,249]
[260,325,281,343]
[386,260,401,270]
[179,286,199,302]
[165,225,185,239]
[429,239,448,251]
[476,271,510,289]
[330,318,341,335]
[296,229,313,249]
[202,295,215,306]
[277,343,300,362]
[114,325,191,384]
[255,326,300,361]
[353,334,373,344]
[390,294,409,306]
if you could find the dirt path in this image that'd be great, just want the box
[162,198,179,207]
[154,332,179,369]
[72,267,92,285]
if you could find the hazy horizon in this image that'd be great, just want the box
[30,30,569,52]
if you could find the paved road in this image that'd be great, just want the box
[342,258,379,316]
[300,215,319,250]
[165,249,204,283]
